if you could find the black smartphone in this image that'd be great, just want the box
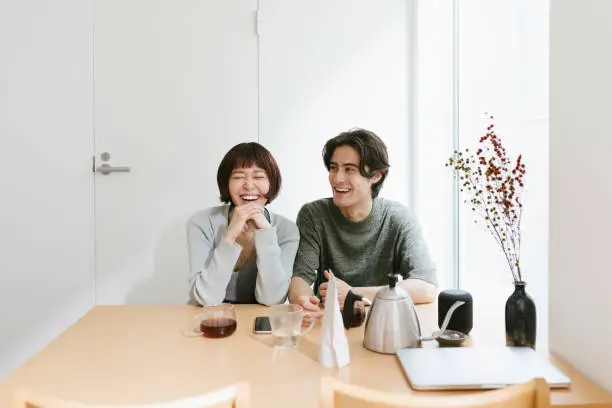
[253,316,272,334]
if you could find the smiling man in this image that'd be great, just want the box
[288,129,438,315]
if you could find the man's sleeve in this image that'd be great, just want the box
[292,205,320,285]
[395,209,438,287]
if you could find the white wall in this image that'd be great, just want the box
[259,0,457,294]
[550,0,612,392]
[0,0,95,379]
[259,0,414,223]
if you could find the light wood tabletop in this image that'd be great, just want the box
[0,304,611,407]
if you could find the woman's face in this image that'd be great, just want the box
[228,164,270,207]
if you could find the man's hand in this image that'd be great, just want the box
[318,270,352,307]
[295,295,323,318]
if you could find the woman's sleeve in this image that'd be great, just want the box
[187,216,242,306]
[252,220,300,306]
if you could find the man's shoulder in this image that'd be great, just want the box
[377,198,418,225]
[298,198,333,217]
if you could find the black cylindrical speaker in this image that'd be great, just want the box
[438,289,473,334]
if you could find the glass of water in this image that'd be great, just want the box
[268,304,314,349]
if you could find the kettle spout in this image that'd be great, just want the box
[420,300,466,341]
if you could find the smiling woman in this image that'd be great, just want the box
[187,143,299,306]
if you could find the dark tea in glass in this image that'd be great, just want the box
[186,304,237,339]
[200,317,237,338]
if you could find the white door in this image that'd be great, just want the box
[0,0,94,378]
[93,0,258,304]
[93,0,413,305]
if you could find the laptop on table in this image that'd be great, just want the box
[396,346,571,391]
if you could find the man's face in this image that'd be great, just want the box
[328,145,379,212]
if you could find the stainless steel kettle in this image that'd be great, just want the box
[363,274,464,354]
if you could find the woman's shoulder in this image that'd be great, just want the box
[187,205,229,229]
[269,211,299,235]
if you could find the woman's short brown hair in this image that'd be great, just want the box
[217,142,282,204]
[322,128,390,198]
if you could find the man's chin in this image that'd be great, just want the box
[332,196,350,208]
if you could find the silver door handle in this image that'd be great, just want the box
[95,163,131,175]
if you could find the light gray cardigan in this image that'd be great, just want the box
[187,205,299,306]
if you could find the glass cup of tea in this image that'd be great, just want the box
[268,304,315,349]
[184,304,237,338]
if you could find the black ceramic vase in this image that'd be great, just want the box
[505,281,536,349]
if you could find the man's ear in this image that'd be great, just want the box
[370,172,383,185]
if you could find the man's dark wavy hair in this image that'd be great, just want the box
[322,128,390,198]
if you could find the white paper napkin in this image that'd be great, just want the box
[318,271,350,368]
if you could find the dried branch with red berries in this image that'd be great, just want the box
[446,118,526,282]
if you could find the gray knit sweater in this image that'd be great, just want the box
[187,205,299,306]
[292,198,437,288]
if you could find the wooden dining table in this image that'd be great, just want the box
[0,303,611,407]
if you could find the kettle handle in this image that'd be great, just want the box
[341,291,363,329]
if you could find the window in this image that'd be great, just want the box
[415,0,549,348]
